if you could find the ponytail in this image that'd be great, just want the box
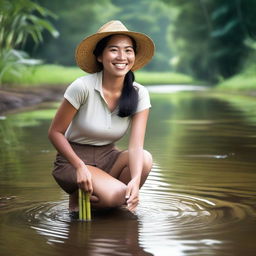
[118,70,138,117]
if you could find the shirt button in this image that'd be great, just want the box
[107,113,111,129]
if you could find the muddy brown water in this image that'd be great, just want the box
[0,87,256,256]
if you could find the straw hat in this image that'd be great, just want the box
[75,20,155,73]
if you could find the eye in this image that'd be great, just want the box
[110,48,117,52]
[126,48,134,53]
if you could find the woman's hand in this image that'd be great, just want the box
[76,163,93,194]
[125,178,140,212]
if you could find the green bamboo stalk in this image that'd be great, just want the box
[79,189,83,220]
[82,190,87,220]
[85,192,91,221]
[79,188,91,221]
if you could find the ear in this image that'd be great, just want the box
[97,56,102,63]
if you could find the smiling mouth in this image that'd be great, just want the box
[113,63,127,69]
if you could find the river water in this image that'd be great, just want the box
[0,87,256,256]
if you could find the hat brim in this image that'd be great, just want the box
[75,31,155,73]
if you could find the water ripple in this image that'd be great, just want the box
[0,166,255,255]
[137,168,255,240]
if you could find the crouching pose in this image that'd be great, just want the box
[48,20,155,213]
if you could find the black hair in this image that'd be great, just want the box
[93,35,138,117]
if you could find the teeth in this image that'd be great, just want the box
[114,64,126,68]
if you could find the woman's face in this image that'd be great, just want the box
[97,35,135,78]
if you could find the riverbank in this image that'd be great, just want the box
[216,63,256,92]
[0,86,64,114]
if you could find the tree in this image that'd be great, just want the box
[162,0,256,82]
[27,0,116,66]
[110,0,173,71]
[26,0,173,71]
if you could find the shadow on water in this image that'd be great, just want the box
[0,88,256,256]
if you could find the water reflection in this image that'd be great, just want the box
[1,90,256,255]
[21,199,152,256]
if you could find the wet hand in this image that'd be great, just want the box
[125,178,140,212]
[76,164,93,194]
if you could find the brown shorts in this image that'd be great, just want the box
[52,142,122,194]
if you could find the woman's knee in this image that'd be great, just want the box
[109,149,153,185]
[101,183,127,208]
[143,150,153,174]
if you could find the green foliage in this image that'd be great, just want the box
[0,0,58,85]
[2,64,84,86]
[216,62,256,91]
[25,0,173,71]
[110,0,173,71]
[29,0,116,65]
[0,49,41,84]
[0,0,58,49]
[162,0,256,82]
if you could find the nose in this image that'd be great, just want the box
[117,50,125,60]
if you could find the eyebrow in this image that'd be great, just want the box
[107,45,134,49]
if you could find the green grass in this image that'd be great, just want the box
[2,64,197,88]
[216,63,256,92]
[2,65,85,87]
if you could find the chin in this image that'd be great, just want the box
[112,70,129,77]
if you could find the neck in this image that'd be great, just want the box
[102,71,125,92]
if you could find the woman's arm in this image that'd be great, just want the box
[48,99,93,193]
[126,108,149,211]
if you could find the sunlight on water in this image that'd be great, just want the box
[147,85,207,93]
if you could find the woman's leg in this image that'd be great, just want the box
[109,150,153,187]
[68,150,152,211]
[69,190,78,211]
[90,165,128,208]
[69,165,128,210]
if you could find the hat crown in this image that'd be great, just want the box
[97,20,128,33]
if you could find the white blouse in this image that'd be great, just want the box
[64,71,151,145]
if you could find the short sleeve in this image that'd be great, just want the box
[64,78,88,109]
[134,83,151,113]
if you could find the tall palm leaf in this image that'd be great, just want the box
[0,0,59,84]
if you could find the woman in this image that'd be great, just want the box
[48,20,155,213]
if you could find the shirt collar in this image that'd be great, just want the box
[93,71,119,114]
[94,71,103,93]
